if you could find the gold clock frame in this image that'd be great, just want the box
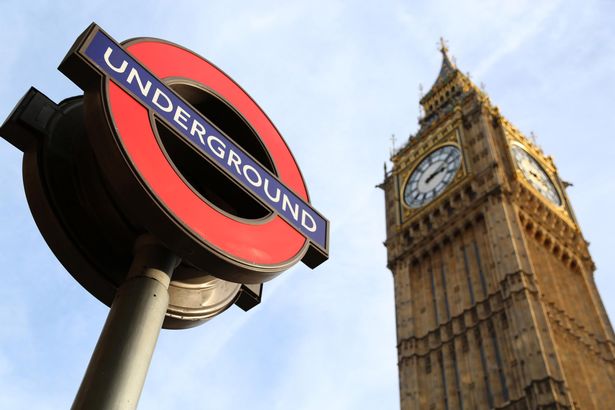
[509,141,564,209]
[399,128,467,217]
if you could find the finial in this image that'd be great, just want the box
[439,37,449,55]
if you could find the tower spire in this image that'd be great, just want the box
[437,37,456,73]
[419,37,462,111]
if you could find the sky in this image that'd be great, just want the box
[0,1,614,409]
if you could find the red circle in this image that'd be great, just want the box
[106,40,308,265]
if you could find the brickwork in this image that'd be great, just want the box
[382,48,615,409]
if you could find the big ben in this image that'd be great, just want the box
[381,41,615,409]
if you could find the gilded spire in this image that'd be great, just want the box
[417,38,481,130]
[433,37,456,87]
[419,38,473,107]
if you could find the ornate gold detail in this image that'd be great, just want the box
[399,131,466,215]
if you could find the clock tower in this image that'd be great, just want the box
[381,42,615,409]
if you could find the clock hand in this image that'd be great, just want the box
[528,170,545,184]
[425,165,446,184]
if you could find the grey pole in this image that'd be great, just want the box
[72,235,181,410]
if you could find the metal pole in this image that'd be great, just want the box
[72,235,180,410]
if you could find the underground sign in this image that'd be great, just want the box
[59,24,329,283]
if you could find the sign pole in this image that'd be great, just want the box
[72,235,180,410]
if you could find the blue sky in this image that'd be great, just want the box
[0,1,614,409]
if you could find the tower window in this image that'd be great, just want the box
[474,327,481,344]
[501,311,509,329]
[487,320,495,336]
[484,302,491,315]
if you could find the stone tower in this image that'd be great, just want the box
[381,41,615,409]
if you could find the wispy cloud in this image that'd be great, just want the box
[472,1,563,78]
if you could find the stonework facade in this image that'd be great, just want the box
[381,45,615,409]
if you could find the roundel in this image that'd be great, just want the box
[107,39,307,266]
[61,26,329,283]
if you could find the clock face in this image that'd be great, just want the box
[511,144,562,206]
[404,145,462,208]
